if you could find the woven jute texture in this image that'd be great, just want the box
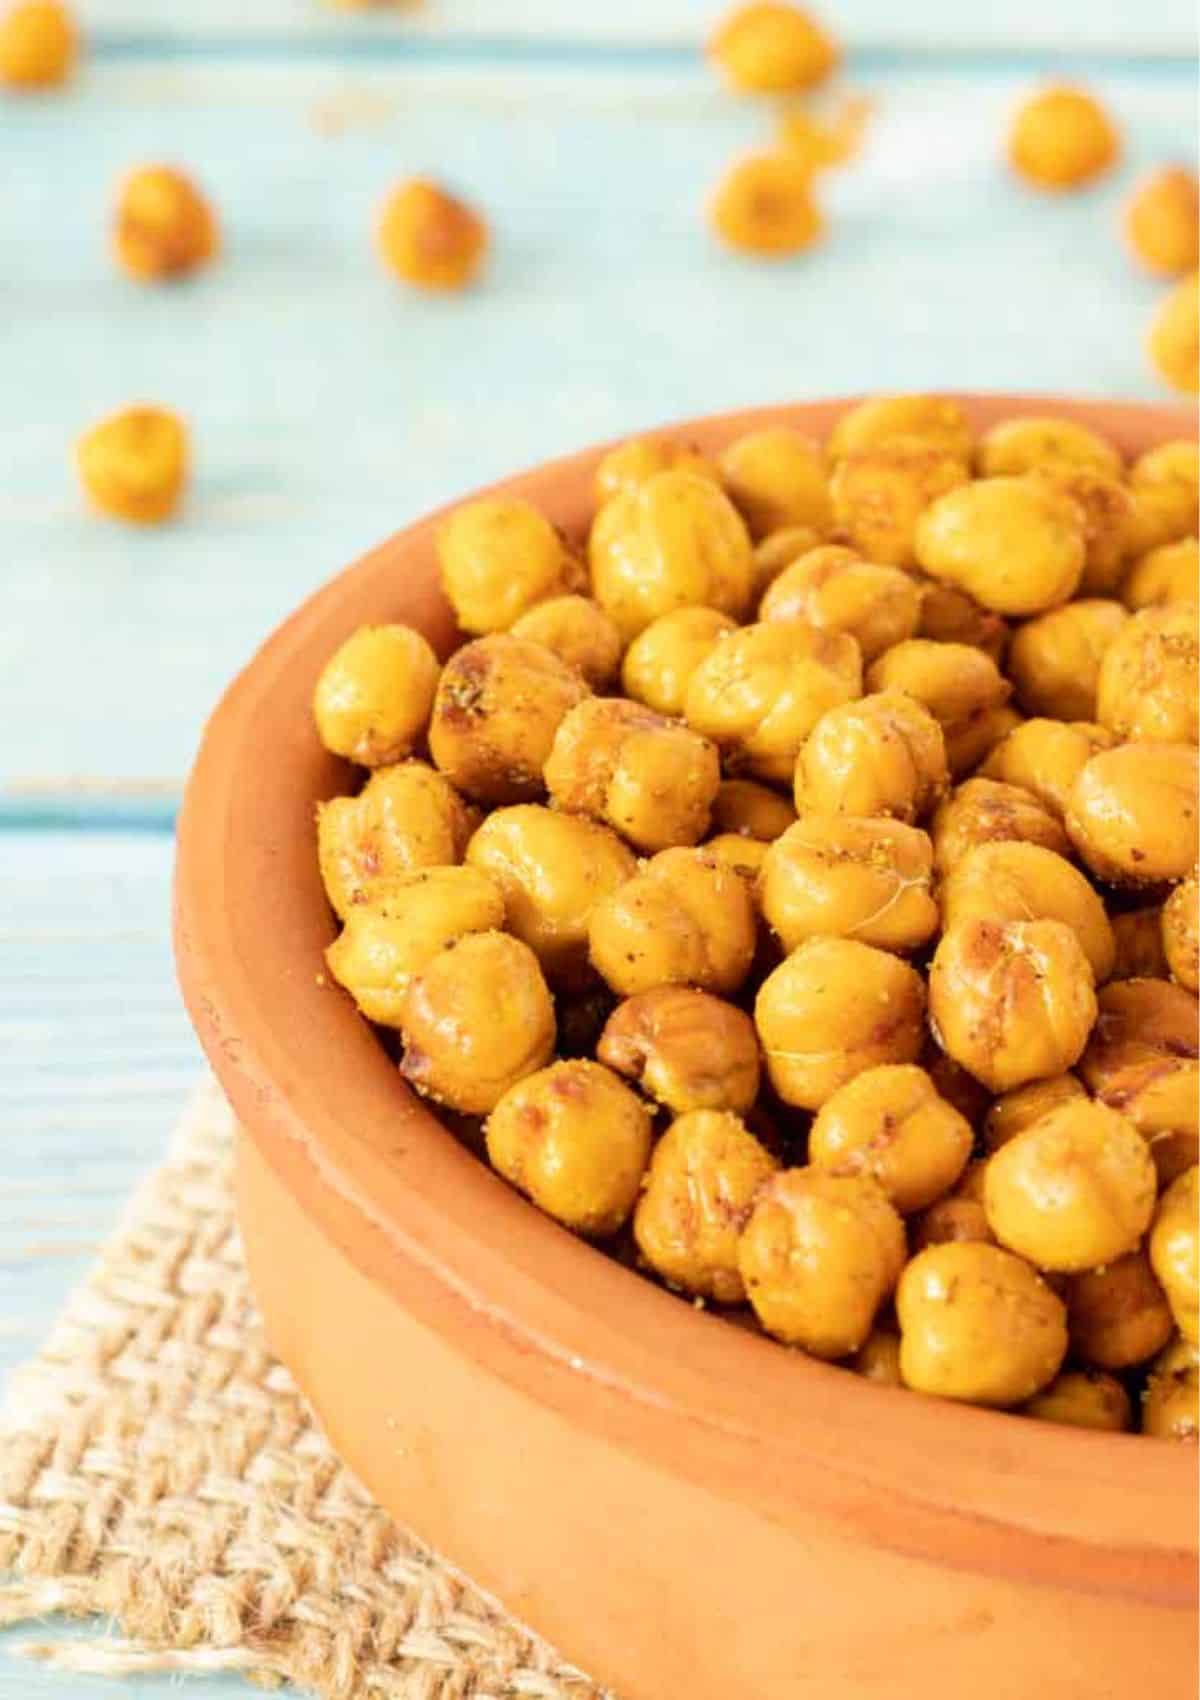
[0,1078,608,1700]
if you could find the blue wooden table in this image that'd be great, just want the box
[1,1,1196,1692]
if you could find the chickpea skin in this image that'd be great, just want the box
[829,437,970,569]
[1142,1337,1200,1440]
[1029,467,1134,597]
[1122,538,1200,611]
[317,761,477,918]
[809,1064,972,1214]
[0,0,76,88]
[940,842,1115,985]
[795,691,948,822]
[931,777,1070,875]
[75,404,188,524]
[914,477,1086,616]
[1109,906,1171,982]
[544,696,720,852]
[112,165,219,283]
[1124,166,1200,278]
[1066,742,1199,886]
[718,427,831,539]
[376,178,488,292]
[1096,603,1198,745]
[1080,977,1199,1187]
[708,1,838,94]
[1065,1250,1173,1370]
[589,848,757,999]
[634,1111,778,1301]
[709,150,824,259]
[866,640,1011,778]
[758,815,938,954]
[1147,271,1199,395]
[312,624,440,768]
[983,1073,1087,1154]
[1007,83,1119,191]
[760,545,922,661]
[1163,876,1199,991]
[594,436,719,505]
[827,395,973,465]
[711,777,796,842]
[620,606,737,718]
[1007,599,1128,722]
[1125,439,1199,557]
[755,936,927,1110]
[1150,1167,1199,1343]
[913,580,1009,663]
[1023,1370,1131,1432]
[738,1168,905,1357]
[438,497,583,635]
[978,718,1114,818]
[977,416,1123,481]
[509,596,623,689]
[598,986,761,1115]
[703,833,770,879]
[485,1060,652,1238]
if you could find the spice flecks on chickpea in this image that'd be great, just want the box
[1022,1370,1131,1432]
[1079,977,1199,1187]
[594,436,719,505]
[914,477,1086,617]
[1065,1250,1174,1371]
[1150,1167,1199,1344]
[377,178,488,292]
[940,841,1115,985]
[620,607,737,718]
[75,404,188,525]
[1125,166,1200,278]
[828,395,973,465]
[1066,741,1199,886]
[1162,876,1199,992]
[931,776,1070,876]
[719,427,831,540]
[0,0,76,87]
[113,165,218,283]
[1142,1337,1200,1440]
[808,1064,972,1214]
[438,497,584,636]
[795,690,947,822]
[317,761,477,918]
[313,624,440,768]
[707,1,838,94]
[508,596,622,689]
[760,545,922,661]
[709,150,824,259]
[1007,83,1119,191]
[866,640,1011,778]
[588,847,757,999]
[1096,603,1198,746]
[1029,467,1133,598]
[1147,271,1199,395]
[598,987,761,1116]
[829,437,970,570]
[758,814,938,955]
[978,718,1113,820]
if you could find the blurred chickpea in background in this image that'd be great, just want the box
[776,93,871,173]
[377,178,488,292]
[1124,439,1199,557]
[977,415,1122,480]
[1147,271,1199,394]
[1007,83,1120,191]
[594,436,718,505]
[829,395,973,465]
[1124,166,1200,278]
[1122,538,1199,611]
[708,0,838,95]
[710,151,824,258]
[0,0,75,88]
[75,404,188,525]
[113,165,218,283]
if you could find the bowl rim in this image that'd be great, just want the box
[174,392,1199,1609]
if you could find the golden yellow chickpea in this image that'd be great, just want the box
[1125,439,1199,557]
[545,696,720,853]
[634,1110,778,1301]
[931,776,1071,875]
[912,580,1010,663]
[924,1047,992,1132]
[594,436,719,505]
[597,986,761,1115]
[962,703,1025,771]
[325,865,505,1026]
[376,177,488,292]
[1007,83,1120,191]
[929,917,1097,1092]
[437,496,583,636]
[719,427,831,539]
[809,1063,972,1214]
[1142,1336,1200,1440]
[776,93,871,173]
[316,760,477,918]
[852,1324,903,1385]
[711,777,796,842]
[755,936,926,1110]
[829,437,970,569]
[465,804,635,988]
[758,815,938,954]
[707,1,838,93]
[399,930,555,1114]
[914,477,1086,616]
[897,1241,1067,1406]
[978,718,1114,818]
[827,395,973,465]
[1023,1370,1131,1431]
[1096,603,1198,745]
[940,841,1115,985]
[1122,538,1199,611]
[738,1168,905,1357]
[312,623,440,768]
[795,690,948,822]
[75,404,188,525]
[1006,598,1128,722]
[759,545,922,661]
[508,595,623,689]
[1029,467,1134,597]
[112,165,219,283]
[485,1059,652,1238]
[977,416,1123,480]
[1080,977,1199,1187]
[983,1073,1087,1154]
[0,0,75,87]
[866,640,1011,777]
[428,634,589,806]
[709,149,824,259]
[911,1159,996,1251]
[684,618,862,786]
[703,832,771,879]
[589,467,754,641]
[589,847,757,999]
[1124,165,1200,278]
[1066,742,1199,886]
[1109,905,1170,982]
[620,606,737,717]
[1065,1250,1174,1370]
[1147,271,1199,395]
[751,524,826,599]
[1150,1166,1199,1343]
[1163,876,1199,992]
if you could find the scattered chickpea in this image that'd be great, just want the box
[719,427,830,539]
[795,690,948,822]
[621,606,737,718]
[317,761,477,919]
[597,986,761,1115]
[1150,1166,1199,1344]
[589,847,758,1000]
[75,404,188,525]
[914,477,1086,617]
[1065,1250,1174,1371]
[707,1,838,95]
[112,165,218,283]
[438,496,583,635]
[829,437,969,569]
[808,1064,972,1214]
[1007,83,1120,192]
[827,395,973,465]
[1162,876,1199,992]
[758,814,938,955]
[1147,271,1199,395]
[776,93,871,173]
[509,596,623,689]
[376,178,488,292]
[1095,603,1198,746]
[759,545,922,661]
[1066,741,1199,886]
[1124,166,1200,278]
[1142,1336,1199,1440]
[1022,1370,1131,1432]
[0,0,75,88]
[709,150,824,259]
[312,623,440,768]
[1122,538,1200,612]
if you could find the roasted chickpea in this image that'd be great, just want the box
[325,865,504,1025]
[983,1073,1087,1154]
[719,427,830,539]
[760,545,921,661]
[1005,599,1126,722]
[931,777,1070,875]
[1122,538,1199,611]
[75,404,188,524]
[1007,83,1119,191]
[684,619,862,785]
[852,1325,903,1384]
[924,1048,992,1131]
[808,1064,972,1214]
[751,524,825,599]
[1147,271,1199,395]
[795,691,947,822]
[1023,1370,1131,1431]
[1029,467,1134,596]
[866,640,1011,777]
[1066,742,1199,886]
[711,777,796,842]
[438,497,583,635]
[485,1059,652,1237]
[589,468,754,640]
[930,917,1097,1092]
[376,178,487,292]
[620,606,736,717]
[589,847,757,999]
[594,436,718,505]
[1142,1336,1200,1439]
[312,623,440,767]
[465,805,635,987]
[758,815,937,954]
[829,437,970,569]
[912,580,1009,663]
[429,635,589,806]
[911,1160,996,1250]
[1125,439,1199,557]
[598,986,761,1115]
[509,595,622,689]
[827,395,973,465]
[1096,603,1198,745]
[963,703,1025,770]
[775,92,871,173]
[738,1168,905,1357]
[399,931,555,1114]
[703,833,771,879]
[634,1110,778,1300]
[545,696,720,852]
[897,1242,1067,1406]
[978,718,1113,818]
[1065,1250,1173,1370]
[914,477,1086,616]
[977,416,1123,481]
[317,761,477,918]
[1110,905,1170,981]
[1124,166,1200,278]
[112,165,218,283]
[1163,876,1199,991]
[0,0,75,88]
[1080,977,1199,1186]
[940,842,1115,985]
[708,0,838,93]
[1150,1166,1199,1343]
[709,150,824,259]
[755,937,926,1110]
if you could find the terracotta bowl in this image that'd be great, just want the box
[175,395,1199,1700]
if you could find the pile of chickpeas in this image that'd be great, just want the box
[312,394,1199,1438]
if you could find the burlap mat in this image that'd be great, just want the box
[0,1078,608,1700]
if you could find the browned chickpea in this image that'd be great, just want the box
[752,524,825,599]
[312,623,440,767]
[634,1110,778,1301]
[708,1,839,94]
[1147,272,1199,395]
[755,937,926,1110]
[1080,977,1199,1187]
[544,696,720,853]
[977,416,1123,481]
[914,478,1086,616]
[929,917,1097,1092]
[1007,84,1120,192]
[113,165,219,284]
[978,718,1114,818]
[808,1064,972,1213]
[1109,905,1170,981]
[594,436,718,505]
[931,776,1070,877]
[437,497,583,635]
[711,777,796,842]
[684,619,862,785]
[509,595,623,688]
[1163,876,1199,992]
[589,467,754,640]
[1029,467,1134,597]
[1142,1336,1199,1440]
[897,1242,1067,1406]
[1122,538,1200,611]
[1125,439,1199,557]
[912,579,1009,663]
[827,395,973,465]
[597,986,761,1115]
[620,606,737,717]
[429,635,589,806]
[983,1073,1087,1154]
[1023,1370,1131,1431]
[758,815,938,954]
[911,1160,996,1251]
[924,1047,992,1130]
[759,545,921,660]
[1065,1250,1174,1370]
[1007,599,1128,721]
[1150,1166,1199,1343]
[1066,742,1199,886]
[738,1168,905,1357]
[795,690,947,822]
[376,178,488,293]
[589,847,757,999]
[703,833,771,879]
[718,427,830,539]
[465,805,635,987]
[317,760,477,919]
[485,1060,652,1237]
[866,640,1010,777]
[1096,603,1198,745]
[940,841,1115,985]
[399,931,556,1114]
[829,437,969,568]
[852,1325,903,1384]
[1124,165,1200,278]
